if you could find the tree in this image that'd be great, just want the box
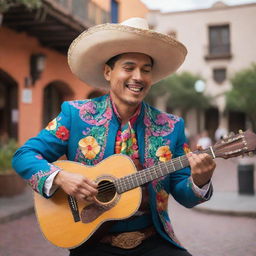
[226,63,256,132]
[146,72,211,120]
[0,0,41,13]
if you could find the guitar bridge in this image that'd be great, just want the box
[67,195,80,222]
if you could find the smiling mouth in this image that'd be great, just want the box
[126,83,144,92]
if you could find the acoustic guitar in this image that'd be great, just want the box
[34,130,256,248]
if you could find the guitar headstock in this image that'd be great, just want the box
[213,130,256,159]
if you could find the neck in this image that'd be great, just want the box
[110,94,140,125]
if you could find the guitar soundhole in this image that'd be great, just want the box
[96,180,116,203]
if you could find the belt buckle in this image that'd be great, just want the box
[111,231,145,249]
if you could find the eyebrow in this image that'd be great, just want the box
[122,61,153,67]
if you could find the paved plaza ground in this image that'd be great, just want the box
[0,158,255,256]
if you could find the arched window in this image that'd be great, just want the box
[0,69,18,141]
[43,81,74,127]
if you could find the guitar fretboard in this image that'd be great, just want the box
[114,147,214,194]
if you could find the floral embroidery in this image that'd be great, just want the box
[46,118,57,130]
[115,123,139,161]
[45,117,70,141]
[28,164,60,194]
[156,146,172,162]
[78,136,101,160]
[35,154,43,160]
[183,143,191,154]
[75,125,108,165]
[156,190,169,211]
[69,97,112,126]
[56,126,70,140]
[143,104,179,168]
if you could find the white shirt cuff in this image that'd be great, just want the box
[191,178,212,199]
[43,171,60,196]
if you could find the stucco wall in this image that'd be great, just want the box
[0,27,93,144]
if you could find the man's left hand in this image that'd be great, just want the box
[187,152,216,188]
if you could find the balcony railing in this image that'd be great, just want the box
[48,0,111,26]
[204,43,232,60]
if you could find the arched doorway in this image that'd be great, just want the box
[204,107,219,140]
[0,69,18,141]
[42,81,74,127]
[87,90,105,99]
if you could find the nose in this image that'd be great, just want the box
[132,68,143,81]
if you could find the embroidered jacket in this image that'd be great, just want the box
[13,94,212,249]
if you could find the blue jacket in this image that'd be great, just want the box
[13,94,212,249]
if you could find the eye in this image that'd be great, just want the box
[142,69,151,73]
[124,67,134,72]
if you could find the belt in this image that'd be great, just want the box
[100,226,156,249]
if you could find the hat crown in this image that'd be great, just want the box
[121,17,149,30]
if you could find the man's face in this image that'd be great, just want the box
[104,52,153,107]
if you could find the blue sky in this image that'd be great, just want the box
[141,0,256,12]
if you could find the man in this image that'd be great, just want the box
[13,18,216,256]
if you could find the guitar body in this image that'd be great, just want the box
[34,154,142,249]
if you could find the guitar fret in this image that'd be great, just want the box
[171,160,176,172]
[179,157,184,168]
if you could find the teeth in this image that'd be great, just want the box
[129,87,141,92]
[126,84,143,92]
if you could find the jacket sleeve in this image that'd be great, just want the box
[12,101,71,197]
[162,118,213,208]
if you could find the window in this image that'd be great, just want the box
[111,0,119,23]
[206,24,231,59]
[213,68,226,84]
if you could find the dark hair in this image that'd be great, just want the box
[105,53,154,69]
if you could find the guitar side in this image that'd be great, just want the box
[34,154,142,249]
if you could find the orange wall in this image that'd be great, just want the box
[0,27,94,144]
[118,0,148,22]
[92,0,148,21]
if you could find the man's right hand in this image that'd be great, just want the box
[54,171,98,202]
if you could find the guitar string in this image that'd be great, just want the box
[96,156,189,192]
[96,148,212,194]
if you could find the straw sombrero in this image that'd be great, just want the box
[68,17,187,89]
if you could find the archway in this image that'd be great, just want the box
[42,81,74,127]
[0,69,18,141]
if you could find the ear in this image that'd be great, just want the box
[103,64,112,81]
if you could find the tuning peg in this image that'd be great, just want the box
[239,129,244,134]
[248,152,255,157]
[229,131,235,137]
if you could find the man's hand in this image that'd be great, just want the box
[54,171,98,202]
[187,152,216,188]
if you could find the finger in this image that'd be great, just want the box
[84,177,98,189]
[196,145,203,151]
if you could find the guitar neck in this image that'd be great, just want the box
[115,147,215,194]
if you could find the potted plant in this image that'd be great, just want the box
[0,139,26,197]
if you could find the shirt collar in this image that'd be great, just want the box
[110,95,141,126]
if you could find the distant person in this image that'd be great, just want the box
[215,127,228,141]
[197,130,212,149]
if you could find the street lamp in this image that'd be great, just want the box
[194,79,206,93]
[194,80,206,134]
[30,53,46,85]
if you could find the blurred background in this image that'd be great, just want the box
[0,1,255,256]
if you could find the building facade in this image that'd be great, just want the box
[0,0,148,145]
[147,2,256,140]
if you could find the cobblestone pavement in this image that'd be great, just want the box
[0,203,255,256]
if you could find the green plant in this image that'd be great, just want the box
[146,72,211,119]
[0,139,18,173]
[226,63,256,132]
[0,0,41,13]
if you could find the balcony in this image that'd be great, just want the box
[204,44,232,61]
[2,0,111,54]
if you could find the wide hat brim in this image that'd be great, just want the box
[68,23,187,89]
